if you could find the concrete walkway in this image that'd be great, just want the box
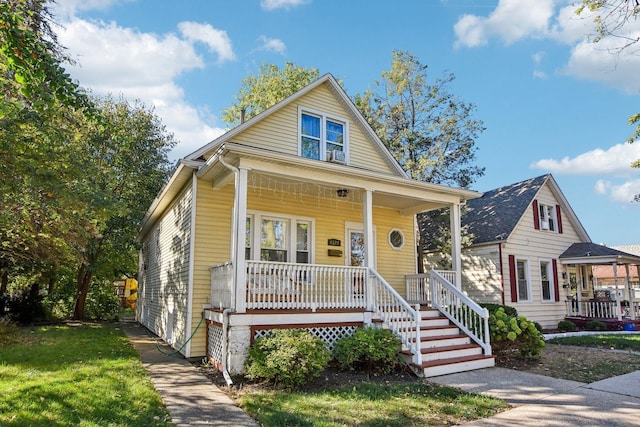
[120,320,259,427]
[430,367,640,426]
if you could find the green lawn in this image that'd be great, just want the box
[548,333,640,351]
[239,380,508,426]
[0,322,171,427]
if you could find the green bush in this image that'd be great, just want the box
[245,329,330,388]
[6,283,47,324]
[489,308,545,359]
[533,322,543,333]
[333,327,402,374]
[84,281,121,321]
[557,320,577,332]
[585,320,607,331]
[479,303,518,317]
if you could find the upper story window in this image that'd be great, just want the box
[299,107,347,163]
[539,203,556,232]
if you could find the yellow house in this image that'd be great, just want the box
[136,74,494,379]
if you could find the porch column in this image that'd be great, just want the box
[450,202,462,289]
[613,263,622,321]
[233,167,249,313]
[625,264,634,320]
[363,189,375,310]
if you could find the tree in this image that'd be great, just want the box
[356,50,484,188]
[356,51,485,266]
[71,96,175,319]
[576,1,640,179]
[222,62,319,126]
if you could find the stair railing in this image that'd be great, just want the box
[369,268,422,366]
[430,270,491,355]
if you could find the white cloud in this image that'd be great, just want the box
[260,0,310,11]
[594,179,640,203]
[178,21,235,63]
[256,35,286,54]
[531,142,640,175]
[56,17,227,160]
[53,0,127,19]
[454,0,555,48]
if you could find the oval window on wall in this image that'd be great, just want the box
[388,229,404,250]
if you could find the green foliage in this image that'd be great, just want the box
[333,327,402,374]
[585,319,608,331]
[5,283,46,324]
[83,280,121,321]
[222,62,320,126]
[488,308,545,359]
[558,319,578,332]
[245,329,330,388]
[480,303,518,317]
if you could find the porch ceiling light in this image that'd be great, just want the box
[337,188,349,198]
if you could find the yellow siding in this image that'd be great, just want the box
[230,82,397,175]
[461,245,503,304]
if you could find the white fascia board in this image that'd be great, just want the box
[545,175,591,242]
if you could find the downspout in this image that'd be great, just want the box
[498,243,505,305]
[217,155,238,386]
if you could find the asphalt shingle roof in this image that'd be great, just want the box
[560,242,640,260]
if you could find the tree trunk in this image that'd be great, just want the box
[73,264,92,320]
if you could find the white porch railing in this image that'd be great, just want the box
[566,300,640,320]
[430,270,491,355]
[371,268,422,366]
[210,262,234,309]
[406,270,456,305]
[245,261,367,311]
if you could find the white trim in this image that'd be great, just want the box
[388,228,405,250]
[184,172,197,357]
[539,258,555,303]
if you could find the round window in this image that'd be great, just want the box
[388,229,404,250]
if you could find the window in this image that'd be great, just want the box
[246,212,313,264]
[388,229,404,250]
[517,260,530,301]
[539,203,556,231]
[299,107,347,162]
[540,261,554,302]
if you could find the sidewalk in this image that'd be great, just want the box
[120,320,259,427]
[430,367,640,426]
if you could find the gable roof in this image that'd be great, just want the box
[560,242,640,265]
[184,73,408,178]
[462,174,590,245]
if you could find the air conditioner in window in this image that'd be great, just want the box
[328,150,346,164]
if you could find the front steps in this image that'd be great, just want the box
[398,307,495,377]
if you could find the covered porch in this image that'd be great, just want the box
[560,242,640,324]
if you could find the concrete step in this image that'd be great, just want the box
[416,355,495,378]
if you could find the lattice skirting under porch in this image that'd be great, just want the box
[253,323,360,353]
[206,322,224,370]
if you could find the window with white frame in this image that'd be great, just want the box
[245,212,313,263]
[539,203,557,232]
[540,261,554,302]
[299,107,347,162]
[517,259,531,301]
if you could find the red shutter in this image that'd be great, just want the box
[552,259,560,302]
[509,255,517,303]
[556,205,563,234]
[532,200,540,230]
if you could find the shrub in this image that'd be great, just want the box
[6,283,47,324]
[333,326,402,374]
[533,322,543,333]
[489,308,545,359]
[585,320,607,331]
[84,281,121,321]
[558,320,577,332]
[245,329,330,388]
[479,303,518,317]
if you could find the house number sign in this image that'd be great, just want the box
[327,239,341,247]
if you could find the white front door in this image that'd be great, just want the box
[345,223,375,268]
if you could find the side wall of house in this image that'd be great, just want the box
[502,184,581,329]
[231,83,397,175]
[137,181,193,353]
[461,244,503,304]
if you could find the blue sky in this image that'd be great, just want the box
[52,0,639,246]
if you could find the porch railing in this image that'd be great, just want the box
[406,270,456,305]
[371,268,422,366]
[430,270,491,355]
[210,262,234,309]
[245,261,367,311]
[566,299,640,320]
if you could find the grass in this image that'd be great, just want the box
[0,322,171,427]
[547,333,640,351]
[239,381,508,426]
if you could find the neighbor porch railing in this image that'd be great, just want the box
[370,268,423,366]
[430,270,491,355]
[405,270,456,305]
[566,299,640,320]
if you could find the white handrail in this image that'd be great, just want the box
[430,270,491,355]
[370,268,422,366]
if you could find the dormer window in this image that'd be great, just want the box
[299,107,347,163]
[539,204,556,232]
